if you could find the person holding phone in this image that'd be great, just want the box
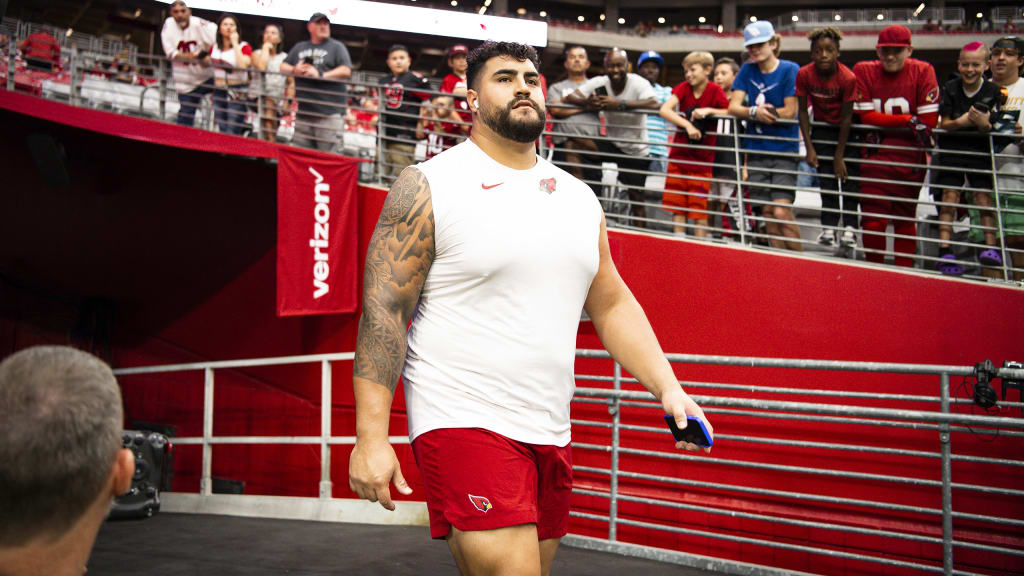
[933,41,1002,275]
[160,0,217,127]
[728,21,803,251]
[348,41,711,576]
[280,12,353,152]
[562,48,661,227]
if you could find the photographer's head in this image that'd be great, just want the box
[0,346,134,575]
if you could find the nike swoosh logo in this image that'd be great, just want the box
[481,182,503,189]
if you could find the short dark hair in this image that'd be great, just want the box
[0,346,123,545]
[466,41,540,91]
[387,44,409,57]
[808,26,843,49]
[714,57,739,75]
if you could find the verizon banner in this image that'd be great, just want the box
[277,147,359,316]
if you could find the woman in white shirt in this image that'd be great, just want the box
[210,14,252,135]
[251,23,294,142]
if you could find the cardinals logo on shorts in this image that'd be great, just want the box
[468,493,493,513]
[538,178,556,194]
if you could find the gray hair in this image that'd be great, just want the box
[0,346,123,546]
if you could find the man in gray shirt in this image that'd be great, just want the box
[547,46,602,182]
[280,12,352,152]
[563,48,659,226]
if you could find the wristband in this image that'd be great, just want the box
[617,100,627,112]
[749,105,758,119]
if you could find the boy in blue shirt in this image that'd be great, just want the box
[728,21,802,251]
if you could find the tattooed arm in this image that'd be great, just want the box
[348,166,434,511]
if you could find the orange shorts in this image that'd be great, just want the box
[662,161,711,220]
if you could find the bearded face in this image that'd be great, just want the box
[479,94,545,143]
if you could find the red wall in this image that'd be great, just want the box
[2,99,1022,575]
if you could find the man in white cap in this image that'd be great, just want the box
[728,20,802,250]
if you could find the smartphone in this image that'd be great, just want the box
[764,104,779,118]
[973,101,990,113]
[195,49,209,59]
[594,85,608,97]
[664,415,713,448]
[302,56,314,65]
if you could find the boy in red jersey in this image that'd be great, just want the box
[659,51,730,236]
[853,25,939,267]
[440,44,472,128]
[797,27,859,253]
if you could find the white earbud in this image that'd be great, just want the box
[473,101,479,110]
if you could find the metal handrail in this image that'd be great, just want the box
[4,45,1023,285]
[111,349,1024,575]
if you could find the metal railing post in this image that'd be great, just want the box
[6,50,14,91]
[320,359,333,499]
[69,45,79,106]
[608,361,622,542]
[158,57,168,121]
[940,372,953,576]
[732,119,748,245]
[255,69,265,141]
[201,367,215,496]
[987,133,1011,281]
[376,92,386,185]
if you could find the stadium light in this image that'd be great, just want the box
[577,15,584,22]
[717,24,723,33]
[600,14,606,21]
[750,16,757,22]
[876,13,884,20]
[975,12,982,18]
[834,14,842,21]
[539,10,546,17]
[618,17,625,24]
[516,7,526,14]
[658,17,665,24]
[479,6,486,14]
[65,28,73,37]
[698,16,706,23]
[484,0,490,5]
[152,0,547,46]
[912,3,925,17]
[792,15,799,22]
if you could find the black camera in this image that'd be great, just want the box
[109,430,171,520]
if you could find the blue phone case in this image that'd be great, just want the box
[664,415,713,447]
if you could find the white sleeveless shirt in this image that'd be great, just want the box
[403,139,602,446]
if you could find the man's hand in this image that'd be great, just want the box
[685,126,703,141]
[349,437,412,511]
[754,105,779,124]
[833,155,848,182]
[804,145,818,169]
[907,115,934,149]
[661,386,713,453]
[296,62,320,78]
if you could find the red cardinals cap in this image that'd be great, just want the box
[449,44,468,57]
[876,25,912,48]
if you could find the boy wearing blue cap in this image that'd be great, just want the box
[728,20,802,251]
[637,51,672,173]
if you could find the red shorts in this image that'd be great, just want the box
[411,428,572,540]
[662,161,711,219]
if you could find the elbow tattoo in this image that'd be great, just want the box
[353,168,435,393]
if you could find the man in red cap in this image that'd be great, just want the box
[441,44,473,128]
[853,25,939,267]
